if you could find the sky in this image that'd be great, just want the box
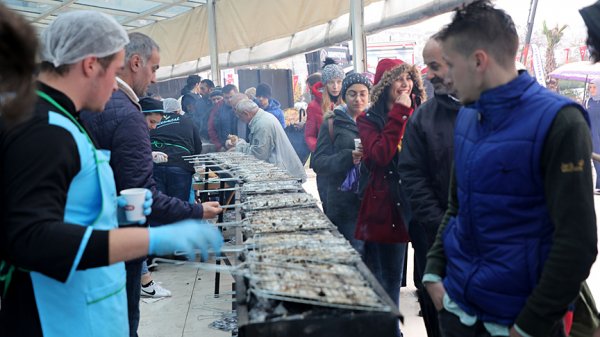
[376,0,597,65]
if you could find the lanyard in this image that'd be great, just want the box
[36,90,97,151]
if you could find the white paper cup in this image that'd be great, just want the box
[120,188,147,222]
[354,138,362,150]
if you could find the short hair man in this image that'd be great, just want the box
[255,83,286,128]
[80,32,221,337]
[225,94,306,181]
[208,84,240,150]
[424,1,597,337]
[192,78,216,140]
[200,79,215,97]
[181,74,201,115]
[398,33,461,337]
[0,10,222,336]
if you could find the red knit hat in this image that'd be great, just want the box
[373,58,404,85]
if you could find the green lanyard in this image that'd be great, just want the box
[0,91,101,297]
[36,90,97,151]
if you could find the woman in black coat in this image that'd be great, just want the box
[312,73,372,254]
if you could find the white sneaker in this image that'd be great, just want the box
[141,280,172,298]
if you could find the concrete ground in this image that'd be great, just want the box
[138,168,600,337]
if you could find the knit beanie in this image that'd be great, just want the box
[255,83,272,98]
[322,61,344,84]
[374,58,404,85]
[139,97,164,114]
[210,90,223,98]
[341,73,372,99]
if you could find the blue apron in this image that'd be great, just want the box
[29,92,128,337]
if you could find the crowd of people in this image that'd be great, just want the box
[1,0,600,336]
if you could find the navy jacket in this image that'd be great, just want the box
[260,98,286,128]
[80,88,203,224]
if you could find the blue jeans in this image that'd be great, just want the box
[363,242,407,305]
[153,165,192,201]
[141,259,149,275]
[363,242,407,336]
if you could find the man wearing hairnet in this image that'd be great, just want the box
[80,32,222,337]
[0,11,222,337]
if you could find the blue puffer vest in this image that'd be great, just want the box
[442,72,588,325]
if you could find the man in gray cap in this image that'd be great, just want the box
[0,10,222,337]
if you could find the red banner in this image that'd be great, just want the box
[580,46,588,61]
[565,48,570,63]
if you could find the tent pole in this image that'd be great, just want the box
[520,0,539,64]
[208,0,221,86]
[350,0,367,73]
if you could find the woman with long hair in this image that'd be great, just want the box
[312,73,372,254]
[305,58,345,212]
[356,59,425,337]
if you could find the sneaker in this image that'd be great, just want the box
[141,280,172,298]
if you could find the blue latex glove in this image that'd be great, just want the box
[117,189,152,225]
[148,219,223,261]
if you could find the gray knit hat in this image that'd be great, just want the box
[322,63,344,84]
[341,73,372,99]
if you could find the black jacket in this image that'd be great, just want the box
[150,113,202,172]
[193,97,212,140]
[311,106,360,229]
[81,88,204,224]
[180,89,201,116]
[397,94,460,242]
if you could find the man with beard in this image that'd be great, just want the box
[398,34,461,337]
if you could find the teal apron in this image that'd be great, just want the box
[29,92,128,336]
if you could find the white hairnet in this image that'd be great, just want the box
[40,11,129,67]
[163,98,182,113]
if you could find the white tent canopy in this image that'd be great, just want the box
[135,0,468,80]
[8,0,469,81]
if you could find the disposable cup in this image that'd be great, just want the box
[120,188,147,222]
[354,138,362,150]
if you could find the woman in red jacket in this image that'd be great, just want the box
[305,58,344,213]
[356,59,425,336]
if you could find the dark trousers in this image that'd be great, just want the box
[410,221,441,337]
[438,309,566,337]
[125,257,144,337]
[153,164,192,201]
[316,173,329,214]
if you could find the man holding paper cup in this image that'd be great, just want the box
[0,11,222,337]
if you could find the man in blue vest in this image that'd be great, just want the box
[424,1,597,337]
